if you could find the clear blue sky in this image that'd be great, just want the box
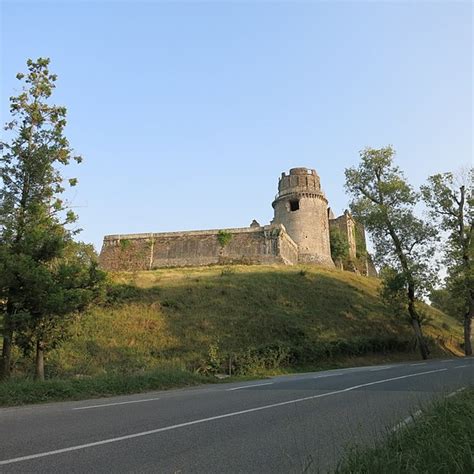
[1,1,472,251]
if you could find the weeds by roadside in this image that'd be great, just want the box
[335,388,474,474]
[0,368,210,407]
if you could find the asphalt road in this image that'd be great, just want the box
[0,358,472,473]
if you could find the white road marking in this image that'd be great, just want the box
[313,373,343,379]
[392,409,422,432]
[226,382,274,391]
[410,362,427,366]
[73,398,161,410]
[369,366,393,371]
[0,368,447,466]
[447,386,466,398]
[453,365,469,369]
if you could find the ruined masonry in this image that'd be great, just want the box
[100,167,375,274]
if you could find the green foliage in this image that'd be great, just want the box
[344,146,438,298]
[329,228,350,262]
[0,368,209,407]
[0,58,105,380]
[354,224,367,258]
[430,288,459,319]
[422,169,473,355]
[230,344,292,375]
[379,266,408,318]
[196,342,221,375]
[345,146,438,359]
[336,389,474,474]
[217,230,233,247]
[3,242,106,354]
[119,239,131,250]
[104,283,146,305]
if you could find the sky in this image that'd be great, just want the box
[1,0,472,252]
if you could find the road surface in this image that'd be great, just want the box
[0,358,472,473]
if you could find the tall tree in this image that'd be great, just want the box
[0,58,103,380]
[345,146,437,359]
[422,170,473,355]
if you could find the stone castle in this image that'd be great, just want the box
[100,167,375,274]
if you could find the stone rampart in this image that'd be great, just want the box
[99,167,375,275]
[100,224,299,271]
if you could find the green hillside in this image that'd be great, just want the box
[39,265,462,378]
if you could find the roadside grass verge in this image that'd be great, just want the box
[0,351,445,407]
[0,368,212,407]
[335,388,474,474]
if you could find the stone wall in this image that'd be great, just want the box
[328,212,378,277]
[329,211,357,260]
[99,224,299,271]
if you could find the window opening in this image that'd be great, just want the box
[289,199,299,211]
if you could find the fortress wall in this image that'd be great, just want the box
[99,225,298,271]
[329,213,357,260]
[278,229,299,265]
[99,234,153,271]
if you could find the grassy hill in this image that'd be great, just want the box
[36,264,462,379]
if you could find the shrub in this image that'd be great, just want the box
[217,230,233,247]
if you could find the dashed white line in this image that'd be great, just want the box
[410,362,427,366]
[453,365,469,369]
[392,409,422,432]
[369,366,393,372]
[0,368,447,466]
[73,398,161,410]
[447,387,466,398]
[313,373,343,379]
[226,382,274,391]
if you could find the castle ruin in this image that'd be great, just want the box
[99,167,375,274]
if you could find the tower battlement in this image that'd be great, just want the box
[276,167,322,199]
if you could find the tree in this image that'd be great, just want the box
[430,282,467,325]
[11,242,105,379]
[422,170,473,355]
[329,227,349,268]
[345,146,437,359]
[430,287,456,317]
[0,58,104,380]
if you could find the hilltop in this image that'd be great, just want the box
[44,265,462,378]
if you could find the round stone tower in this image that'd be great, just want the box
[272,167,334,266]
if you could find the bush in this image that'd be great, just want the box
[217,230,233,247]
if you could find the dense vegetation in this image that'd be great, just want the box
[336,389,474,473]
[3,264,459,382]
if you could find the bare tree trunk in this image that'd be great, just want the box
[35,339,45,381]
[411,317,429,360]
[463,274,473,356]
[458,185,473,357]
[408,285,429,360]
[464,312,473,356]
[0,327,12,380]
